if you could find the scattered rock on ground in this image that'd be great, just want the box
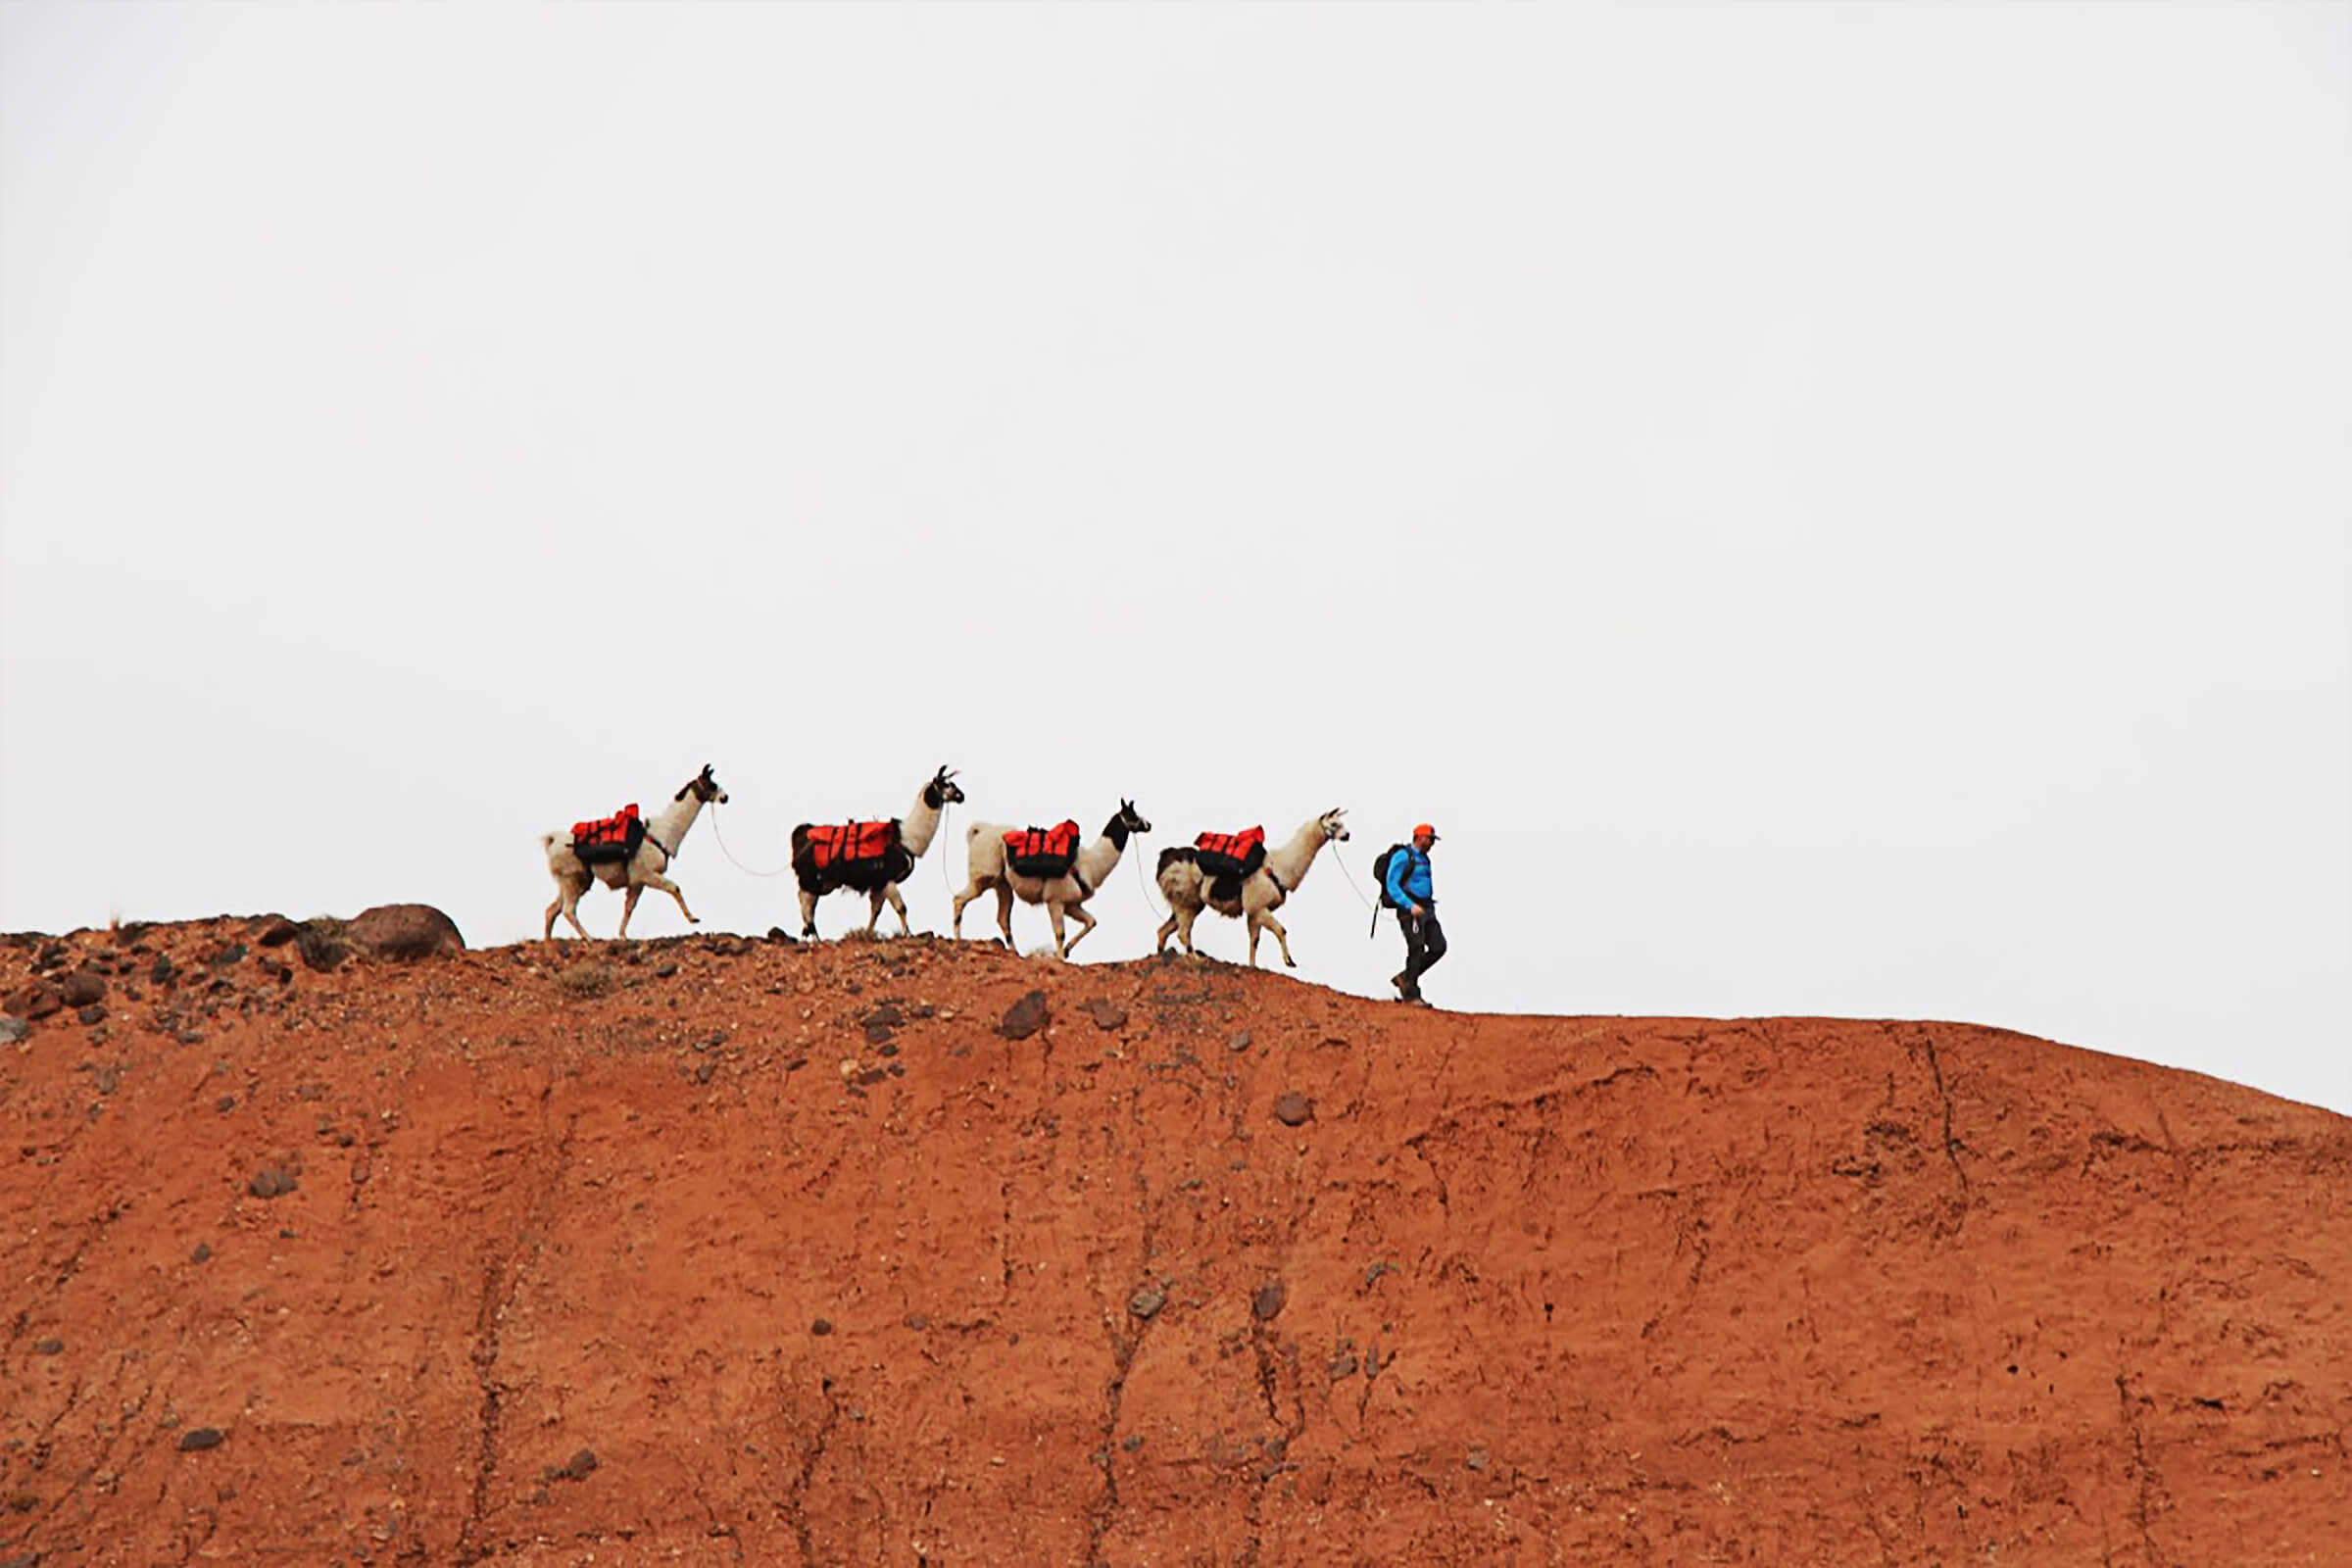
[343,905,466,961]
[296,931,349,973]
[256,918,304,948]
[1082,1000,1129,1031]
[546,1448,599,1482]
[247,1166,298,1200]
[1272,1092,1313,1126]
[59,971,107,1007]
[6,983,62,1020]
[999,991,1051,1041]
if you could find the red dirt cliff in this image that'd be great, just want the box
[4,917,2347,1565]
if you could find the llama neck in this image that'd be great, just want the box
[650,793,707,856]
[1266,818,1330,887]
[901,785,948,857]
[1076,819,1131,885]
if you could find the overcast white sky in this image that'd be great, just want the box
[4,3,2346,1112]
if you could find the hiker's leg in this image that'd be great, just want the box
[1417,912,1447,977]
[1396,910,1430,997]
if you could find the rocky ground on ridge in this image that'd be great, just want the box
[2,914,2347,1564]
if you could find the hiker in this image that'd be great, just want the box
[1385,822,1445,1004]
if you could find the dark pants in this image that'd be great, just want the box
[1396,907,1447,999]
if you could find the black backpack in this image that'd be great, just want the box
[1371,844,1408,908]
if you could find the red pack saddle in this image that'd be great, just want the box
[1004,820,1083,878]
[570,805,645,865]
[805,820,902,870]
[1194,826,1268,892]
[1195,827,1266,862]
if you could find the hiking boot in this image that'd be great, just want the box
[1391,971,1410,999]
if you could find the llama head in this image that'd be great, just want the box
[679,763,729,805]
[1318,808,1350,843]
[928,765,966,808]
[1116,799,1152,836]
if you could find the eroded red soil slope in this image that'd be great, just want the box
[3,918,2347,1565]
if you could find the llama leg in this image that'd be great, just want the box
[864,889,887,936]
[1154,911,1179,954]
[951,881,973,937]
[1060,902,1098,956]
[1259,909,1297,968]
[1175,905,1201,956]
[798,887,819,940]
[885,883,911,936]
[619,883,643,940]
[560,882,592,941]
[1245,912,1263,966]
[548,877,589,941]
[1046,900,1069,957]
[994,885,1015,950]
[645,873,698,926]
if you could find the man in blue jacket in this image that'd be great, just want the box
[1385,822,1446,1005]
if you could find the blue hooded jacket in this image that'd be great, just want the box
[1385,844,1434,910]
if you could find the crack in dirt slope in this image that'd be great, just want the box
[2,919,2348,1565]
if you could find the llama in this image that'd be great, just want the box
[788,765,965,939]
[541,763,728,940]
[952,800,1151,958]
[1154,808,1349,967]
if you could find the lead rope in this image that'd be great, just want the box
[1322,831,1385,938]
[1329,836,1380,911]
[935,799,961,902]
[707,800,795,878]
[1131,837,1167,922]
